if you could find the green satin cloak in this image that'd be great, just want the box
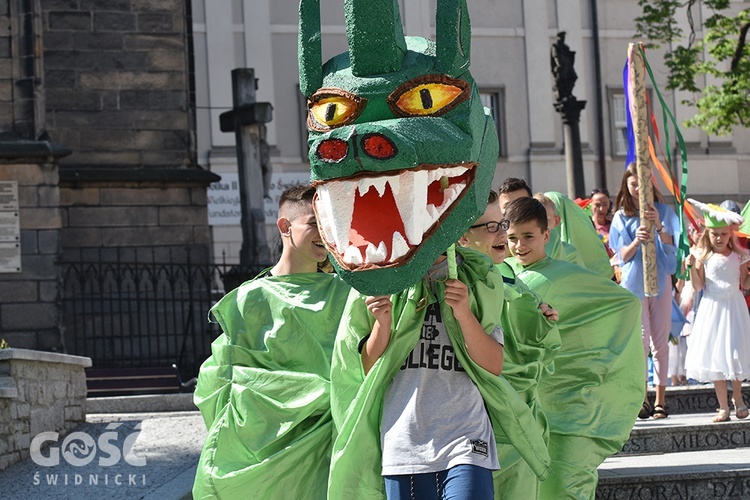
[546,230,583,268]
[507,256,645,500]
[192,272,351,500]
[545,191,613,279]
[328,247,552,499]
[493,263,561,499]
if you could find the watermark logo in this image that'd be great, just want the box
[30,423,146,467]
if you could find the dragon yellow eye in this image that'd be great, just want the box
[388,75,470,117]
[307,88,366,131]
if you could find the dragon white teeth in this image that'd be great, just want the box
[365,241,388,264]
[318,181,355,253]
[343,245,363,265]
[426,204,439,225]
[391,231,410,261]
[316,165,470,267]
[394,169,428,246]
[388,175,400,196]
[358,176,389,197]
[318,218,335,245]
[440,184,461,210]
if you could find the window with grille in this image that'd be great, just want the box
[479,89,506,158]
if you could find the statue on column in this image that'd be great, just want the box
[551,31,578,103]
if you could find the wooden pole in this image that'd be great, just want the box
[628,43,658,296]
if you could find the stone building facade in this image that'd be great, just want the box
[0,0,218,364]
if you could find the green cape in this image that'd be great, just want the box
[546,229,582,268]
[493,263,561,499]
[328,247,552,499]
[545,192,613,279]
[192,273,351,500]
[507,256,644,499]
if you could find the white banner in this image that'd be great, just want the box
[208,172,311,226]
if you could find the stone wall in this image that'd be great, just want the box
[42,0,193,168]
[0,160,63,351]
[0,348,91,471]
[60,178,212,262]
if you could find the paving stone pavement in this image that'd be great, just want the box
[0,411,205,500]
[3,385,749,500]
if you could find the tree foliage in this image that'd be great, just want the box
[635,0,750,135]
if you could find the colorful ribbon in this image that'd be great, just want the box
[624,47,692,279]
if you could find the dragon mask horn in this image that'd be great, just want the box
[436,0,471,76]
[344,0,407,76]
[298,0,323,96]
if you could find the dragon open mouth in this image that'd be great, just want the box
[314,163,476,269]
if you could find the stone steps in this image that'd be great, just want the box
[595,383,750,498]
[649,383,750,415]
[620,412,750,455]
[597,447,750,499]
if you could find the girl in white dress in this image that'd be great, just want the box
[684,199,750,423]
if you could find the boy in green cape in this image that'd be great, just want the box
[192,186,351,499]
[458,190,561,499]
[534,192,583,268]
[503,197,644,500]
[544,191,614,280]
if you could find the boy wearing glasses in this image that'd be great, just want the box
[347,199,554,498]
[458,190,561,500]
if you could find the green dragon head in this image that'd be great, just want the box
[299,0,498,295]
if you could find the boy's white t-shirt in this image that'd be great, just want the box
[380,260,503,475]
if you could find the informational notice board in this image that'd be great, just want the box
[208,172,311,226]
[0,181,21,273]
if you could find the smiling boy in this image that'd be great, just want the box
[458,191,561,500]
[193,185,351,500]
[504,197,645,500]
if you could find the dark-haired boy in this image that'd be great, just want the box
[503,196,645,500]
[458,190,561,499]
[498,177,533,214]
[193,185,351,499]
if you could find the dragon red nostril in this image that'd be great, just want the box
[362,133,397,159]
[317,139,348,162]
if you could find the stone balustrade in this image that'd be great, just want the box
[0,349,91,470]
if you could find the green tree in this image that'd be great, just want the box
[635,0,750,135]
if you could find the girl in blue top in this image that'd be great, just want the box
[610,163,679,420]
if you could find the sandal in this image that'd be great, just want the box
[638,401,653,419]
[713,408,731,423]
[734,401,749,419]
[652,405,669,419]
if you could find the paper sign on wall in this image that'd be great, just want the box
[0,181,20,273]
[208,172,310,226]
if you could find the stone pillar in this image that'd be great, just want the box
[556,99,587,199]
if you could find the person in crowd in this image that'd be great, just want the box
[671,224,703,387]
[684,199,750,423]
[609,163,680,420]
[498,177,533,214]
[192,185,351,499]
[504,197,644,500]
[590,188,615,258]
[458,190,561,499]
[534,192,581,266]
[328,245,552,499]
[543,191,615,280]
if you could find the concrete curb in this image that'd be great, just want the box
[86,393,197,414]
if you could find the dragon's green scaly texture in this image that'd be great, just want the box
[299,0,498,295]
